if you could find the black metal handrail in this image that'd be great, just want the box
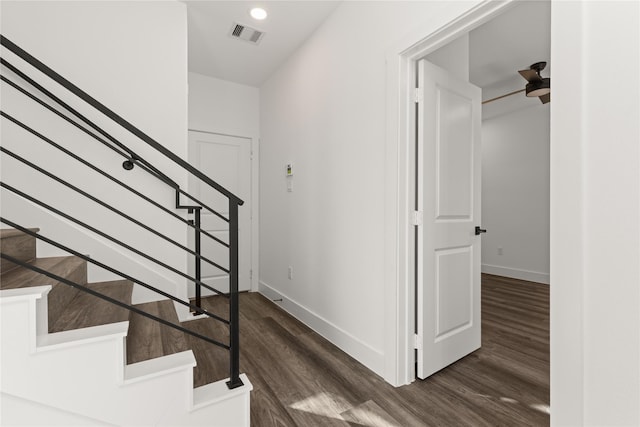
[1,56,227,220]
[0,56,178,190]
[1,146,230,278]
[0,181,227,297]
[0,35,244,206]
[0,35,244,389]
[0,105,227,249]
[1,38,234,303]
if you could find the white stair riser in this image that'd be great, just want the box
[1,287,252,426]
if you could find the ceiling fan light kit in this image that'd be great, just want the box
[483,61,552,105]
[525,77,550,97]
[518,61,551,104]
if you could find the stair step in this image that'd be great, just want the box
[127,300,189,365]
[183,296,230,388]
[0,227,39,274]
[51,280,134,333]
[0,256,87,331]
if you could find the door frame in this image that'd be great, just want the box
[382,0,516,386]
[188,128,260,294]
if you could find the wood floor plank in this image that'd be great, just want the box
[396,374,500,427]
[293,331,428,426]
[241,293,313,337]
[340,400,404,427]
[250,380,300,427]
[185,274,549,426]
[287,391,351,427]
[241,317,327,404]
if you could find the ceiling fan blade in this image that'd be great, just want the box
[518,69,542,82]
[539,93,551,104]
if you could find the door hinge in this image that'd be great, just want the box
[413,333,422,350]
[414,88,423,103]
[411,211,423,226]
[250,269,253,280]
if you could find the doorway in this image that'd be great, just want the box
[412,1,551,380]
[187,130,254,294]
[383,0,551,386]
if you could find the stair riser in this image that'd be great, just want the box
[1,288,251,426]
[51,280,133,333]
[0,234,36,274]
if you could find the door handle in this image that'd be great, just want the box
[475,226,487,236]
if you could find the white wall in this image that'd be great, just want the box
[188,72,259,138]
[187,71,260,295]
[481,104,550,284]
[259,1,481,376]
[425,33,470,82]
[1,393,113,426]
[551,1,640,425]
[0,1,189,306]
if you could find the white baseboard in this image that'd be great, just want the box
[258,281,385,377]
[482,264,549,285]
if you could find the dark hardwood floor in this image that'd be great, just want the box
[190,273,550,426]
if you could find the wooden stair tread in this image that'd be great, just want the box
[0,255,87,332]
[51,280,134,333]
[0,227,40,239]
[127,300,190,365]
[0,256,86,289]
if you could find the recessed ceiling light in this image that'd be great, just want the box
[250,7,267,21]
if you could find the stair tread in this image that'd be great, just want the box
[0,227,40,240]
[51,280,134,333]
[127,300,190,365]
[0,256,86,289]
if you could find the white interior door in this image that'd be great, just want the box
[188,130,252,294]
[416,59,482,379]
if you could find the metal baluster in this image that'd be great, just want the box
[195,208,202,312]
[226,200,243,389]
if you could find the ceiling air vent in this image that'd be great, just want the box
[229,23,265,45]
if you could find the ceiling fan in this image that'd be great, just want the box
[483,61,551,105]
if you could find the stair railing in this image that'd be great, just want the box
[0,35,243,389]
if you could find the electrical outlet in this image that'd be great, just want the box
[288,266,293,280]
[497,247,503,256]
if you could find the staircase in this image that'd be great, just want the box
[0,34,252,426]
[0,227,252,426]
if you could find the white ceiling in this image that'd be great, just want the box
[469,0,551,100]
[184,0,550,96]
[184,1,341,87]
